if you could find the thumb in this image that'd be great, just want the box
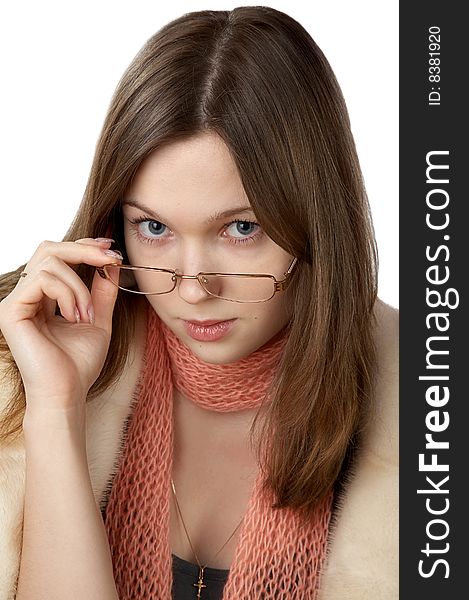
[90,264,120,336]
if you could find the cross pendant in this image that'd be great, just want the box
[193,566,207,599]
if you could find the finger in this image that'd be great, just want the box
[74,237,115,246]
[89,263,121,336]
[17,255,92,322]
[4,269,81,334]
[24,239,118,276]
[0,271,86,392]
[44,296,58,318]
[14,265,73,322]
[46,238,112,318]
[16,244,123,322]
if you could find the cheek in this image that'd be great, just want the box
[267,290,291,316]
[249,296,291,328]
[146,295,172,315]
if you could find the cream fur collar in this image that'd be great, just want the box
[0,299,398,599]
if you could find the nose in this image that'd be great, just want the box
[175,272,215,304]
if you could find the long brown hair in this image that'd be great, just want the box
[0,6,378,516]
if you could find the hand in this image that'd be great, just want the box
[0,238,123,412]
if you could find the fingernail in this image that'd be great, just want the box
[95,237,115,243]
[104,249,123,260]
[75,306,81,324]
[87,303,95,325]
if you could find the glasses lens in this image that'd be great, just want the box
[105,266,277,301]
[199,274,275,302]
[104,266,175,295]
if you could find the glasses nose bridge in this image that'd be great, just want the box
[175,273,203,280]
[172,271,211,294]
[173,271,207,284]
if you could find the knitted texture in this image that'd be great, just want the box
[103,301,333,598]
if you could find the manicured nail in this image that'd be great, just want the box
[75,306,81,324]
[104,249,123,260]
[95,237,115,243]
[87,303,95,325]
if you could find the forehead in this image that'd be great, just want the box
[125,132,249,214]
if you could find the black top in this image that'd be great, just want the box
[172,553,229,600]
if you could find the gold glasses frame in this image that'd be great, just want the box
[96,256,298,303]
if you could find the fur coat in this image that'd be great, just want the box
[0,299,398,599]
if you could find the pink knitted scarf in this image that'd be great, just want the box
[103,301,333,598]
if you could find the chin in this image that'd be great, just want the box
[182,338,246,365]
[195,352,250,366]
[189,334,271,365]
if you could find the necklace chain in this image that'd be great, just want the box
[170,477,245,598]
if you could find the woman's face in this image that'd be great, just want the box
[122,131,295,365]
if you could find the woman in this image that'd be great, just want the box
[0,6,398,599]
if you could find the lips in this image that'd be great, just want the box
[183,318,237,342]
[186,319,231,326]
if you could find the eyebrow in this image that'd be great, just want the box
[121,198,256,225]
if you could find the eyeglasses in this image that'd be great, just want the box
[96,256,298,303]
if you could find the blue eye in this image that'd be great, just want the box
[127,217,168,243]
[224,220,261,244]
[128,216,263,246]
[140,220,166,236]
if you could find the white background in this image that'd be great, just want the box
[0,1,398,308]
